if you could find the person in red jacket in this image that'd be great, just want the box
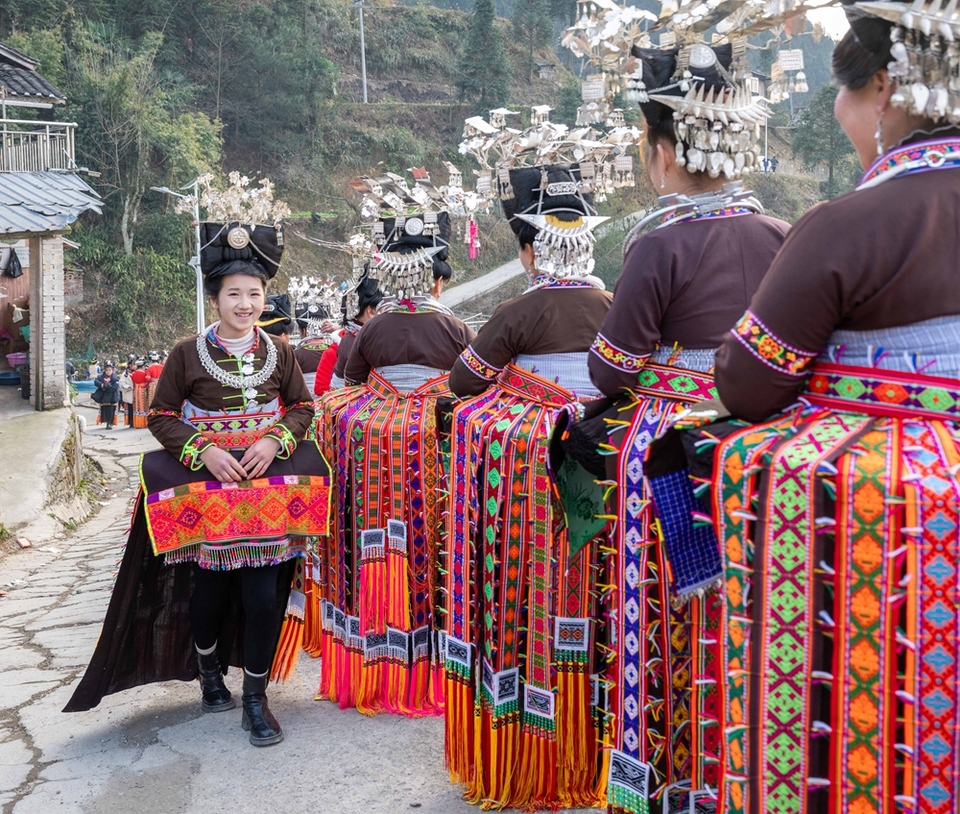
[313,330,342,397]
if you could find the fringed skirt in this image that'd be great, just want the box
[65,443,331,711]
[312,372,449,717]
[601,364,722,814]
[667,362,960,814]
[444,364,610,810]
[132,382,150,428]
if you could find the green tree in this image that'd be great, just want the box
[456,0,510,110]
[68,28,221,255]
[513,0,551,80]
[792,83,859,199]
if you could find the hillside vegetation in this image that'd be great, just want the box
[2,0,842,359]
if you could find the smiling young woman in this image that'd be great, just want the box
[66,221,330,751]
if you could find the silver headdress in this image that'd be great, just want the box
[563,1,780,179]
[460,106,639,282]
[350,166,490,300]
[288,276,343,336]
[854,0,960,122]
[459,104,640,204]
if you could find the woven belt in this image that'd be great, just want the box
[496,363,574,408]
[804,362,960,420]
[633,362,717,403]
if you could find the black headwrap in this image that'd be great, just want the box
[199,222,284,283]
[379,211,453,280]
[502,164,597,248]
[631,43,735,135]
[257,293,294,335]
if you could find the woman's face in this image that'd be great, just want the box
[211,274,266,338]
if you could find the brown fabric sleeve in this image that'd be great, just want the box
[588,236,672,396]
[343,325,372,385]
[273,341,315,441]
[147,342,200,459]
[449,302,516,397]
[715,203,852,421]
[333,333,356,379]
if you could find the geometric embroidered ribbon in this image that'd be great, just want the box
[804,362,960,420]
[633,362,717,403]
[707,405,960,814]
[141,442,331,556]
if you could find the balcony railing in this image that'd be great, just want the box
[0,119,77,172]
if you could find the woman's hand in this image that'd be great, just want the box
[199,446,249,482]
[320,319,338,335]
[239,436,282,479]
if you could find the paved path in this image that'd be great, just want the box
[0,424,596,814]
[439,259,525,308]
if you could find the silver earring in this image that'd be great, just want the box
[875,115,885,156]
[660,172,667,189]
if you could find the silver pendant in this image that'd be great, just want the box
[241,364,255,375]
[244,387,258,399]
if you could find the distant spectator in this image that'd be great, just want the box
[119,359,138,427]
[93,363,121,429]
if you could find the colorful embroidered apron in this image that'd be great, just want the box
[698,362,960,814]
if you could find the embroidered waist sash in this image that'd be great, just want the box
[181,398,283,449]
[803,362,960,420]
[365,369,450,400]
[141,441,331,559]
[634,361,717,403]
[496,362,575,407]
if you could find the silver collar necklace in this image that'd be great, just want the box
[196,326,278,399]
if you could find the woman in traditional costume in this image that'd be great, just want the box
[567,40,791,814]
[443,110,632,808]
[329,273,382,390]
[314,170,474,719]
[65,219,331,750]
[130,356,150,428]
[290,279,339,393]
[666,3,960,812]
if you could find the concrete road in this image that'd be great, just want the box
[439,259,525,309]
[0,423,597,814]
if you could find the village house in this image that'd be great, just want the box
[0,41,101,411]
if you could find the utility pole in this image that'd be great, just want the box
[351,0,368,104]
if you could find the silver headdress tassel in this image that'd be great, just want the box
[515,211,610,279]
[855,0,960,122]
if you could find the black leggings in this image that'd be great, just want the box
[190,564,281,675]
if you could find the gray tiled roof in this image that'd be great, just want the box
[0,67,66,102]
[0,171,101,235]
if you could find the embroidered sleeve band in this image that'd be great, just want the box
[590,333,650,373]
[731,310,817,376]
[266,424,298,459]
[149,408,182,419]
[459,346,503,382]
[181,433,215,471]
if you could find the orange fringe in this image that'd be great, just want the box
[270,616,303,682]
[302,573,323,657]
[445,678,474,785]
[556,668,603,807]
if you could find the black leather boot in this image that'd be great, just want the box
[197,647,235,713]
[241,671,283,746]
